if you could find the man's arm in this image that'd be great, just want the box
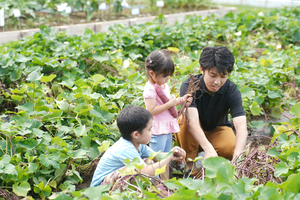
[232,115,248,159]
[187,107,218,159]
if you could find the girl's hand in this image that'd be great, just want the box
[176,94,193,106]
[168,97,177,107]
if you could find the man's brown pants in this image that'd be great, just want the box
[174,115,235,161]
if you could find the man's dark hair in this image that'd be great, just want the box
[199,46,235,74]
[117,105,153,141]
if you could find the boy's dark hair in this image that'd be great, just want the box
[117,105,153,141]
[199,46,235,75]
[145,49,175,79]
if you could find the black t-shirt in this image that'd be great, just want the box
[180,74,245,132]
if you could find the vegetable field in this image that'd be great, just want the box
[0,6,300,199]
[0,0,210,31]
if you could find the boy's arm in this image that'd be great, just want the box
[140,147,186,176]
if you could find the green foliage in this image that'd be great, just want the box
[164,0,210,10]
[0,6,299,199]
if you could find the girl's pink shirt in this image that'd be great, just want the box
[143,81,180,135]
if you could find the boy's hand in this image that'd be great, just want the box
[171,147,186,164]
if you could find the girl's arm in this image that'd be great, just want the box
[145,95,191,116]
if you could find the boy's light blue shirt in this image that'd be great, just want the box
[90,137,153,187]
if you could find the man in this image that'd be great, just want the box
[175,46,248,172]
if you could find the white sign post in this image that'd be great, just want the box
[156,1,164,14]
[0,8,4,31]
[98,3,107,20]
[131,7,140,15]
[13,9,21,29]
[13,9,21,17]
[99,3,107,10]
[156,1,164,7]
[65,6,71,23]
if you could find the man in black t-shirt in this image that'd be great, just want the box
[175,46,248,173]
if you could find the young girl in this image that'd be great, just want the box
[143,49,192,154]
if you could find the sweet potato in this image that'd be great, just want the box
[155,83,178,118]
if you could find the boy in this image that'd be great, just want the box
[90,105,186,187]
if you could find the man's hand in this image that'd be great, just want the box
[232,116,248,160]
[204,148,218,159]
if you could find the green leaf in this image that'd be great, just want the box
[268,90,281,99]
[156,151,173,161]
[13,181,31,197]
[267,147,280,157]
[149,151,160,160]
[270,106,282,119]
[249,120,265,129]
[155,165,166,176]
[11,87,26,94]
[11,95,24,101]
[16,103,33,112]
[93,52,109,63]
[15,54,29,62]
[74,125,87,137]
[83,184,110,200]
[57,100,70,112]
[216,162,234,185]
[168,47,180,52]
[129,52,142,61]
[241,86,255,100]
[126,72,143,84]
[26,69,43,82]
[202,157,228,178]
[47,109,63,119]
[256,187,280,200]
[71,149,88,159]
[178,179,203,190]
[0,155,17,175]
[250,102,261,116]
[97,140,111,153]
[60,78,74,89]
[281,173,300,193]
[39,154,60,169]
[74,103,93,115]
[53,193,73,200]
[106,89,125,99]
[18,138,38,149]
[274,161,288,177]
[290,102,300,118]
[40,74,56,83]
[52,137,68,147]
[91,74,106,85]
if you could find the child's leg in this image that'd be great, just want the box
[164,133,173,152]
[149,134,168,152]
[149,133,172,180]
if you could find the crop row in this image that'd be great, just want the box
[0,6,299,199]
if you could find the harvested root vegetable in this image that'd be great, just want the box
[231,135,282,185]
[155,83,178,118]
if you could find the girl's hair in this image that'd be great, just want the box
[145,49,175,79]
